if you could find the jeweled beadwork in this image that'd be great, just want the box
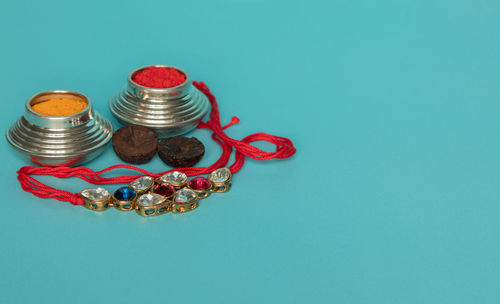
[172,188,199,213]
[136,193,172,216]
[83,168,232,216]
[153,183,175,198]
[188,176,212,199]
[157,171,188,189]
[80,187,111,211]
[112,186,137,211]
[209,168,232,193]
[129,176,154,194]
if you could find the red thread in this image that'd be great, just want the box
[16,81,296,206]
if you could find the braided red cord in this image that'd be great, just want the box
[16,81,296,206]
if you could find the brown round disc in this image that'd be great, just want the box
[112,125,158,164]
[158,136,205,168]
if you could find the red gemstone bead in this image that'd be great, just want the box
[189,177,211,190]
[153,183,175,197]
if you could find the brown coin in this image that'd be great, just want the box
[112,125,158,164]
[158,136,205,168]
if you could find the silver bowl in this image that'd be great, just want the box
[6,90,114,166]
[109,65,210,138]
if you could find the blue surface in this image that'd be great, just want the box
[1,0,500,303]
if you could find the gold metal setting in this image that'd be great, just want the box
[209,168,232,193]
[212,181,232,193]
[172,188,199,213]
[135,193,172,217]
[81,196,111,211]
[112,196,136,211]
[172,201,199,213]
[80,187,112,211]
[190,187,212,199]
[171,182,188,190]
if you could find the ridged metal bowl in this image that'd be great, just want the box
[6,90,114,166]
[109,65,210,138]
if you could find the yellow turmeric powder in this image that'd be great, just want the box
[31,98,87,116]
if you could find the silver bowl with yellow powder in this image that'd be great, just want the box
[109,65,210,138]
[6,90,114,166]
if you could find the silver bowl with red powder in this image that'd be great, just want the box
[109,65,210,138]
[6,90,114,166]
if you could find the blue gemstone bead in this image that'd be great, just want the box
[114,187,136,201]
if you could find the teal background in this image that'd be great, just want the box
[1,0,500,303]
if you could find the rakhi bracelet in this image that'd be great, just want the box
[81,168,232,215]
[16,82,296,217]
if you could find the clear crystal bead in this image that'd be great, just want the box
[209,168,231,183]
[136,193,166,207]
[159,171,187,185]
[80,187,111,202]
[174,188,197,204]
[129,176,154,191]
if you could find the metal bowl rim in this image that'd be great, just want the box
[25,90,92,120]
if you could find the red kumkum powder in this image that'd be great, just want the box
[132,66,186,88]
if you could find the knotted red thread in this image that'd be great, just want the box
[16,81,296,206]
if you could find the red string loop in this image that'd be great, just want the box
[16,81,296,205]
